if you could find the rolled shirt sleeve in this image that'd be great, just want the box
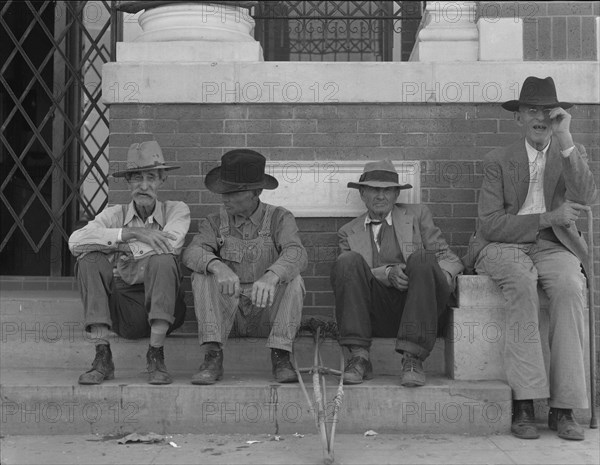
[68,205,122,256]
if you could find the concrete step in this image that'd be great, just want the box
[0,368,511,436]
[0,290,447,376]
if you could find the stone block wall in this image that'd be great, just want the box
[478,1,599,60]
[107,102,599,329]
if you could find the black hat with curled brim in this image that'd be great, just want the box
[205,149,279,194]
[501,76,573,112]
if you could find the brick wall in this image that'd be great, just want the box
[478,1,599,60]
[108,102,600,336]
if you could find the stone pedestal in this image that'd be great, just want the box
[411,1,478,62]
[117,1,262,61]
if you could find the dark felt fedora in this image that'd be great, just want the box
[347,160,412,190]
[502,76,573,112]
[205,149,278,194]
[112,141,180,178]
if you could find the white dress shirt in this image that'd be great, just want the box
[518,141,550,215]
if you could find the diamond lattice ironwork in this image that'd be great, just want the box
[0,0,116,275]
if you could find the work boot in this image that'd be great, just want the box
[78,344,115,385]
[511,399,539,439]
[548,408,584,441]
[146,345,172,385]
[400,353,425,387]
[191,348,223,385]
[342,356,373,384]
[271,349,298,383]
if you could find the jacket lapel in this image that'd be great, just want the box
[347,213,373,266]
[543,139,562,208]
[392,205,414,260]
[511,141,530,210]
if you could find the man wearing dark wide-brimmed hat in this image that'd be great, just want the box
[464,76,597,441]
[69,141,190,385]
[331,160,463,388]
[183,149,307,385]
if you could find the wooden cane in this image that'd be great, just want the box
[584,207,597,428]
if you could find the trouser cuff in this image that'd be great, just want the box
[395,340,429,361]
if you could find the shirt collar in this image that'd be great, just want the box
[525,139,550,162]
[364,211,392,229]
[233,201,264,228]
[124,200,164,227]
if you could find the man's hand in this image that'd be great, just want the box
[540,201,587,228]
[252,271,280,308]
[548,107,574,150]
[122,227,176,254]
[208,260,240,297]
[388,264,409,291]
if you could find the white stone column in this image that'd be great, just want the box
[116,1,263,62]
[410,1,478,62]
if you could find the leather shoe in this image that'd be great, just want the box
[342,356,373,384]
[271,349,298,383]
[146,345,172,385]
[192,348,223,385]
[78,344,115,385]
[548,408,584,441]
[511,399,539,439]
[400,353,425,387]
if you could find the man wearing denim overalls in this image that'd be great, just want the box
[183,149,308,384]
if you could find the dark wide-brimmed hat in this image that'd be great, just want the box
[502,76,573,112]
[112,141,180,178]
[347,160,412,190]
[205,149,279,194]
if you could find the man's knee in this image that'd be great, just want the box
[147,254,178,273]
[77,252,111,273]
[336,251,364,267]
[406,250,437,274]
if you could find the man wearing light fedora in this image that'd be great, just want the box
[183,149,307,384]
[69,141,190,385]
[464,76,597,440]
[331,160,463,387]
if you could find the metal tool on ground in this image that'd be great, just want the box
[293,319,344,465]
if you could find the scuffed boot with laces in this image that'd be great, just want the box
[271,349,298,383]
[78,344,115,385]
[400,352,425,387]
[146,345,172,385]
[191,347,224,385]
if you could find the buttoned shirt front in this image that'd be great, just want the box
[69,200,190,284]
[364,211,393,252]
[518,141,550,216]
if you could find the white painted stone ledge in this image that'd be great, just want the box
[102,61,600,104]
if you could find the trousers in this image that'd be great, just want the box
[76,252,186,339]
[191,273,304,352]
[475,239,588,408]
[331,250,451,360]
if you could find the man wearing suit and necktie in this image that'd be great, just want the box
[464,76,597,441]
[331,160,463,388]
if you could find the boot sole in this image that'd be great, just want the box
[78,371,114,385]
[191,374,223,385]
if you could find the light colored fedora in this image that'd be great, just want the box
[112,141,180,178]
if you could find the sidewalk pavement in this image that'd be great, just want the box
[1,429,598,465]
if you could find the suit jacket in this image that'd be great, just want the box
[463,137,597,275]
[338,203,464,288]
